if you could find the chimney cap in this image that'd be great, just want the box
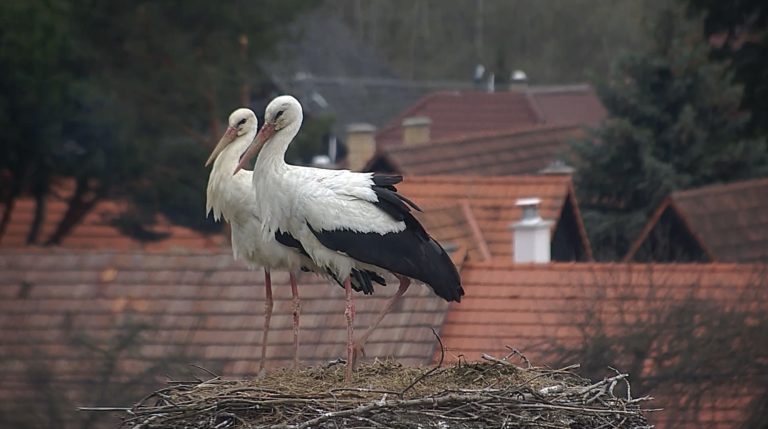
[402,116,431,127]
[516,197,542,207]
[346,123,376,133]
[539,159,575,175]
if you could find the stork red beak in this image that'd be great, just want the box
[205,126,237,167]
[234,122,276,175]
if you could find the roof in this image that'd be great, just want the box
[397,175,592,261]
[625,177,768,262]
[0,179,224,250]
[373,84,605,147]
[0,249,453,425]
[414,201,491,264]
[375,91,541,146]
[439,260,768,429]
[368,124,585,176]
[527,84,607,127]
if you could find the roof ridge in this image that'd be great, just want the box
[402,175,572,185]
[463,260,766,271]
[525,84,594,94]
[672,176,768,200]
[459,200,492,261]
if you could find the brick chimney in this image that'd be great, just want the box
[346,123,376,171]
[510,198,553,263]
[402,116,431,146]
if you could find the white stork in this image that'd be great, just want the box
[235,96,463,380]
[205,108,383,372]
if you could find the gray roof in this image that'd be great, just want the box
[260,9,471,135]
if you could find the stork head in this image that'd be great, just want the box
[205,108,257,167]
[234,95,303,174]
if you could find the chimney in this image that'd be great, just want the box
[509,69,528,91]
[510,198,554,263]
[402,116,431,146]
[346,123,376,171]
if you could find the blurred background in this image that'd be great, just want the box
[1,1,767,428]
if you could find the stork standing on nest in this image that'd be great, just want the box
[235,96,463,380]
[205,108,382,372]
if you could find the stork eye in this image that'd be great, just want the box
[275,110,284,120]
[237,118,247,126]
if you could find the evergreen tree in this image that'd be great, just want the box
[572,7,768,260]
[0,0,315,243]
[687,0,768,138]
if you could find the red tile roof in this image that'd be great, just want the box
[439,261,768,429]
[625,177,768,263]
[369,124,585,176]
[0,249,453,425]
[527,85,607,127]
[398,175,592,261]
[373,84,605,148]
[414,201,490,265]
[0,179,226,250]
[375,91,542,146]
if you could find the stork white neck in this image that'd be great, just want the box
[253,114,303,173]
[213,127,258,171]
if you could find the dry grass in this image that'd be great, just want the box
[117,355,654,428]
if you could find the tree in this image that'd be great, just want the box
[542,266,768,428]
[571,6,768,260]
[687,0,768,138]
[329,0,667,83]
[0,0,316,244]
[0,0,79,241]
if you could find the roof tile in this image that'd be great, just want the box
[440,261,768,429]
[374,124,586,176]
[0,248,454,424]
[626,177,768,262]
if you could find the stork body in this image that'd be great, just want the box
[237,96,463,380]
[206,108,303,372]
[206,109,382,372]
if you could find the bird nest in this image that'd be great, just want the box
[120,354,653,429]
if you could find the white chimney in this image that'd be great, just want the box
[509,69,529,91]
[346,123,376,171]
[402,116,431,146]
[511,198,553,263]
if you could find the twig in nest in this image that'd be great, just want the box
[504,346,532,368]
[188,363,220,380]
[401,327,444,396]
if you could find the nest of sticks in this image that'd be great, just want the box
[119,353,654,429]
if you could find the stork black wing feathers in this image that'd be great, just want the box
[308,176,464,303]
[273,230,384,294]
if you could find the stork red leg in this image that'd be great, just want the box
[259,269,274,373]
[353,276,411,363]
[343,276,355,381]
[289,272,300,368]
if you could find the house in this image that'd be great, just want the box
[2,250,765,428]
[624,177,768,263]
[399,175,593,262]
[355,84,605,172]
[438,260,768,429]
[257,8,473,164]
[0,249,451,428]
